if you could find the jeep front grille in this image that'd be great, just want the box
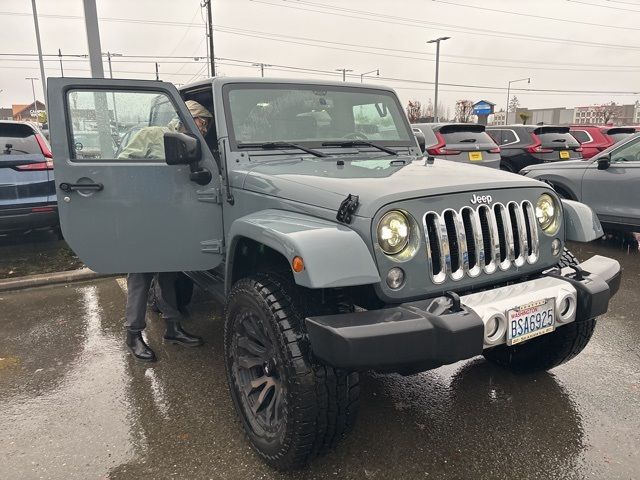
[423,201,539,284]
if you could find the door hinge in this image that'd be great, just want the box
[201,238,225,254]
[197,187,222,204]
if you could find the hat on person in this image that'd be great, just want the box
[185,100,213,119]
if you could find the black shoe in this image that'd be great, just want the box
[126,330,157,362]
[164,322,203,347]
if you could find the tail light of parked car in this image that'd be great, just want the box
[526,133,553,154]
[489,146,501,153]
[427,132,461,155]
[16,133,54,171]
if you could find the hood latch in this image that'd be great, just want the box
[336,194,359,224]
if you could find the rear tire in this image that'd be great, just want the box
[224,273,359,470]
[483,248,596,373]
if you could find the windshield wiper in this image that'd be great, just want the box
[460,138,477,143]
[322,140,397,156]
[552,139,566,142]
[237,141,326,157]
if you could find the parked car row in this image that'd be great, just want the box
[412,123,587,171]
[0,120,59,235]
[522,131,640,232]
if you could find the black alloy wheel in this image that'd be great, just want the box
[224,273,359,470]
[231,308,285,438]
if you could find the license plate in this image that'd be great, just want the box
[468,151,483,161]
[559,150,570,159]
[507,298,555,346]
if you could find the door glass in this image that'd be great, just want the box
[611,137,640,163]
[67,90,183,161]
[570,130,591,144]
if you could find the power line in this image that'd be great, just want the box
[251,0,640,51]
[432,0,640,31]
[566,0,640,12]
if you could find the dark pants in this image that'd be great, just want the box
[125,272,181,331]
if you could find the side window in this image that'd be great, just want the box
[353,102,402,140]
[487,129,502,145]
[500,129,518,146]
[571,130,591,144]
[67,90,184,161]
[610,137,640,163]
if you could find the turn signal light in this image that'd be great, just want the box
[292,256,305,273]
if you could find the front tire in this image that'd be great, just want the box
[483,248,596,373]
[224,273,359,470]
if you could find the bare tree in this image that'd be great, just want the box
[596,101,622,124]
[455,100,474,123]
[508,95,520,113]
[406,100,423,123]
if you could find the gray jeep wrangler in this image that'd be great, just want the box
[48,77,621,470]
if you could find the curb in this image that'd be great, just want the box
[0,268,117,293]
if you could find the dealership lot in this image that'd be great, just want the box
[1,236,638,480]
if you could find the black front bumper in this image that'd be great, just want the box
[305,255,622,370]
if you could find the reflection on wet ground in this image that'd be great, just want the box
[0,235,638,479]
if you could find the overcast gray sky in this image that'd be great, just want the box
[2,0,640,114]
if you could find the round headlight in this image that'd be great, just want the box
[377,210,410,255]
[536,193,561,235]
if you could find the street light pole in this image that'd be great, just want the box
[427,36,450,123]
[26,77,38,114]
[335,68,353,82]
[82,0,104,78]
[30,0,47,118]
[360,68,379,83]
[505,77,531,124]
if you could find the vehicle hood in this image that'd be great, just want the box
[239,154,546,218]
[524,159,590,172]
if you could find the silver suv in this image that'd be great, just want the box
[412,122,501,169]
[48,76,621,470]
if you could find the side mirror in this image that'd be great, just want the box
[413,130,426,153]
[164,131,201,165]
[597,155,611,170]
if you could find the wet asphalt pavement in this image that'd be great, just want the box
[1,237,639,480]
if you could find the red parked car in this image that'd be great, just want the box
[569,125,637,159]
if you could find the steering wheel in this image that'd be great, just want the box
[342,132,369,140]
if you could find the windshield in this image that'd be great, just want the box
[224,84,413,148]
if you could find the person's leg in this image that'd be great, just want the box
[156,272,203,347]
[125,273,157,361]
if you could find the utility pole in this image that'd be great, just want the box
[427,36,450,122]
[155,62,160,80]
[360,68,379,83]
[58,49,64,77]
[26,77,39,114]
[30,0,47,118]
[252,63,272,77]
[102,51,122,78]
[335,68,353,82]
[204,0,216,76]
[506,77,531,125]
[82,0,104,78]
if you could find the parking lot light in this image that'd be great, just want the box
[427,37,451,122]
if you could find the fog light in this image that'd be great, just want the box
[557,294,576,323]
[483,310,507,345]
[485,316,500,338]
[551,238,562,256]
[386,267,405,289]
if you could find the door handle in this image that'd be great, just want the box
[59,182,104,193]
